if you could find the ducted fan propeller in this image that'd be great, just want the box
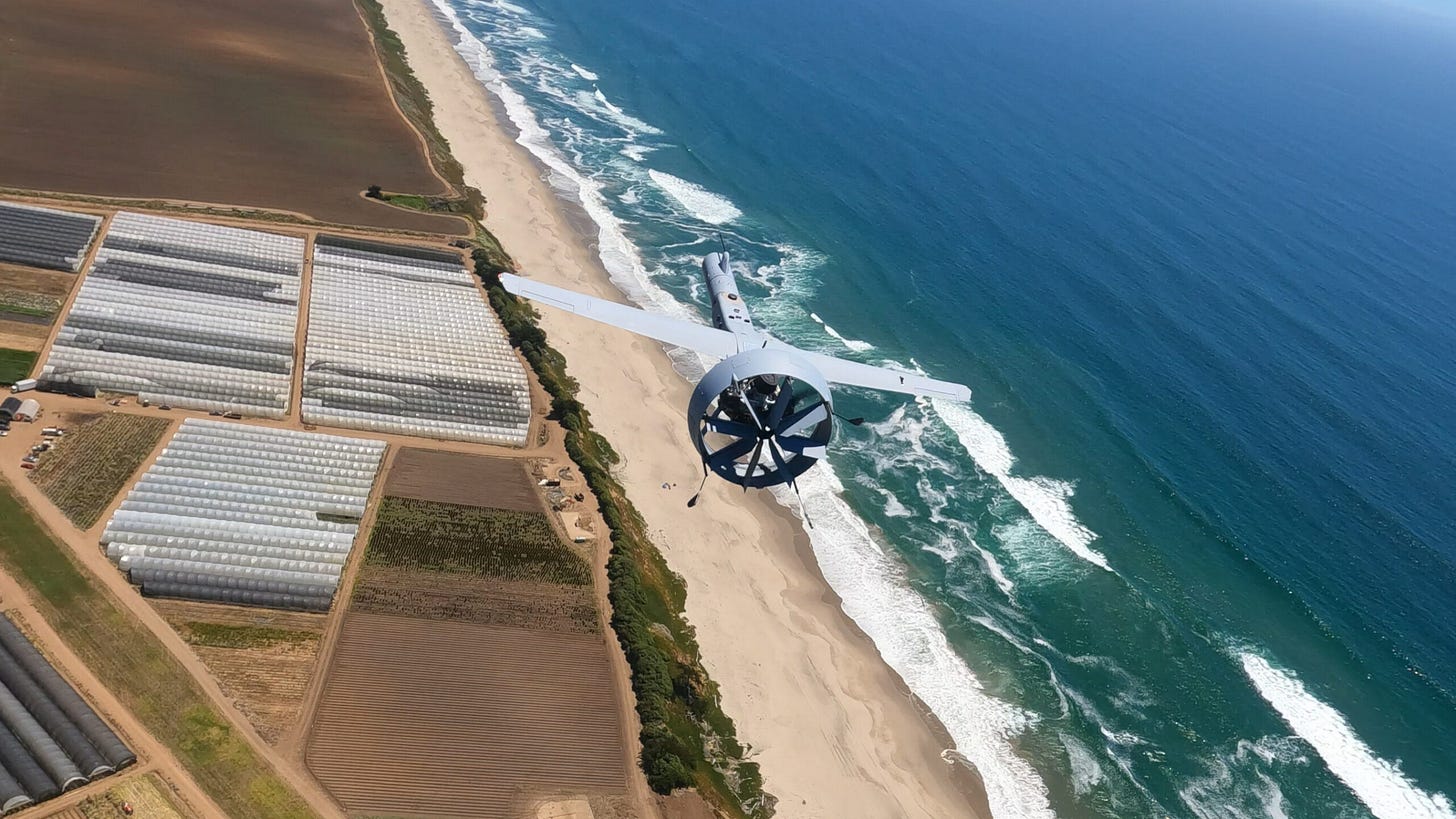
[688,348,834,489]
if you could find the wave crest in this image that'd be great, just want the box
[1239,651,1455,819]
[647,169,744,225]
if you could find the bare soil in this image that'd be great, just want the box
[307,612,628,819]
[384,447,543,512]
[0,0,465,235]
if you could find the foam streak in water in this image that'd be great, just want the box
[1239,652,1455,819]
[647,169,743,224]
[810,311,876,352]
[931,398,1111,571]
[570,62,598,80]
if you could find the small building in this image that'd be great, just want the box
[15,399,40,422]
[0,397,20,423]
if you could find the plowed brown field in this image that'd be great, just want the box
[0,0,465,235]
[384,448,541,512]
[306,612,627,818]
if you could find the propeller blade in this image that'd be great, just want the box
[736,386,767,432]
[738,439,766,479]
[768,377,795,429]
[781,403,830,437]
[767,438,793,483]
[708,436,757,470]
[778,435,828,458]
[703,415,758,438]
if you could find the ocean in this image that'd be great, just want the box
[424,0,1456,815]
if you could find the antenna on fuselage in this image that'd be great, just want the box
[716,231,729,257]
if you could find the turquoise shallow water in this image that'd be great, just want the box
[429,0,1456,815]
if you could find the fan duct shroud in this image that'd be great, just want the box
[688,348,834,489]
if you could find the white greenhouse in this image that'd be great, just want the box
[101,419,386,611]
[301,236,531,445]
[41,212,304,417]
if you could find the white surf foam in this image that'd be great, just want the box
[1060,733,1107,796]
[647,169,743,225]
[773,467,1056,819]
[930,398,1110,571]
[809,311,876,352]
[589,88,663,135]
[570,62,598,81]
[620,144,655,161]
[1239,652,1455,819]
[430,0,712,367]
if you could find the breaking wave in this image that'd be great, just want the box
[647,169,744,225]
[591,88,662,135]
[570,62,598,80]
[931,398,1110,571]
[1238,651,1455,819]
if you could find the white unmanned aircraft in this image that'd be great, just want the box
[501,253,970,493]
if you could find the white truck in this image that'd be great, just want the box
[11,378,37,393]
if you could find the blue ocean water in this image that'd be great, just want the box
[428,0,1456,815]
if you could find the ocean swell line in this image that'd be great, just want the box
[1239,651,1455,819]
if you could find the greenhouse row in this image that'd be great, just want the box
[42,212,303,417]
[302,241,531,446]
[102,420,385,612]
[0,201,102,273]
[0,614,134,815]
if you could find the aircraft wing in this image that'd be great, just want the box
[500,274,739,358]
[789,347,972,402]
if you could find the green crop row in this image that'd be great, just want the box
[29,413,172,528]
[366,496,592,586]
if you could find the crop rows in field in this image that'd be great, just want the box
[364,496,590,586]
[30,413,171,527]
[352,567,598,634]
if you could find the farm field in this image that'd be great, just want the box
[0,264,76,368]
[29,413,172,528]
[0,0,464,235]
[352,567,598,633]
[155,600,326,745]
[307,613,628,819]
[384,448,541,512]
[364,496,590,585]
[0,346,37,383]
[76,773,193,819]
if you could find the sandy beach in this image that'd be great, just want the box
[373,0,985,816]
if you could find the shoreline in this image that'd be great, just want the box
[373,0,990,816]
